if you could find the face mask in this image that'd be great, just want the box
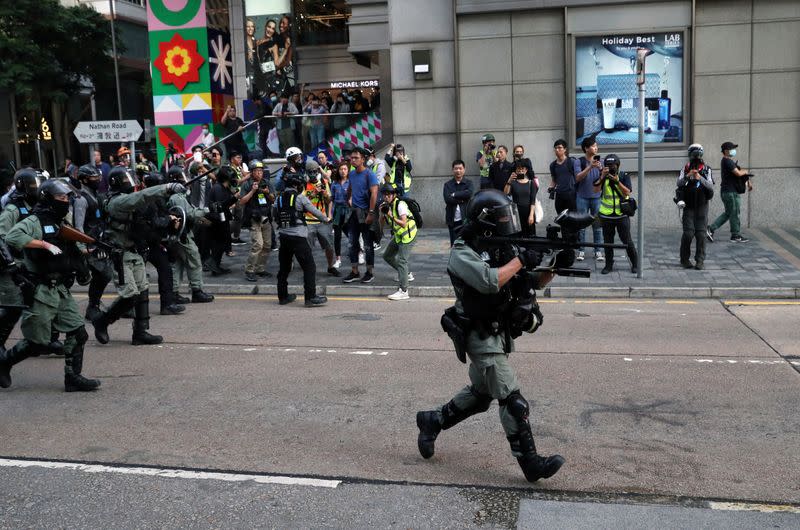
[86,179,100,191]
[202,128,209,135]
[50,199,70,220]
[271,96,278,103]
[514,154,522,160]
[193,152,203,164]
[120,183,134,194]
[366,159,374,167]
[729,149,737,157]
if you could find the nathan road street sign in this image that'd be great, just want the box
[73,120,143,144]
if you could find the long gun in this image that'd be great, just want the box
[477,210,629,278]
[58,224,126,286]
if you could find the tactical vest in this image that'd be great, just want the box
[246,183,272,222]
[276,190,306,229]
[386,199,417,244]
[448,245,513,324]
[103,192,136,248]
[8,195,33,223]
[388,160,412,193]
[80,189,105,240]
[24,217,74,280]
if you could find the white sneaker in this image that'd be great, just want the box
[397,272,415,282]
[358,251,365,265]
[596,252,605,262]
[373,242,381,251]
[388,288,410,301]
[576,251,585,261]
[333,258,341,269]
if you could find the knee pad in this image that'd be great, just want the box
[468,386,493,413]
[500,391,529,423]
[67,326,89,346]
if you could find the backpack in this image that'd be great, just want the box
[403,197,424,229]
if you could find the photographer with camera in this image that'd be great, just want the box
[239,161,275,281]
[504,158,538,237]
[205,166,240,276]
[593,154,639,275]
[384,143,412,197]
[477,134,498,189]
[380,184,417,300]
[303,160,339,277]
[707,141,752,243]
[575,137,604,262]
[676,144,714,270]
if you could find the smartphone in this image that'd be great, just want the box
[593,155,601,162]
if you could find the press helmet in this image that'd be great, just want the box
[465,189,522,237]
[108,166,136,193]
[688,143,704,160]
[13,168,43,204]
[285,146,303,161]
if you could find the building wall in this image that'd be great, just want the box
[373,0,800,229]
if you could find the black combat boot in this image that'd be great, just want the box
[0,307,23,350]
[160,303,186,315]
[92,297,136,344]
[416,411,442,459]
[47,329,64,356]
[417,394,493,459]
[84,303,103,323]
[173,292,191,305]
[508,429,565,483]
[131,291,163,346]
[0,340,36,388]
[63,327,100,392]
[191,289,214,303]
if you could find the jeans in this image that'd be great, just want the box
[347,212,374,267]
[576,196,602,251]
[709,191,742,237]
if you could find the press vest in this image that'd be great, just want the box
[598,177,627,218]
[386,198,417,244]
[303,182,329,224]
[479,149,497,178]
[388,161,412,193]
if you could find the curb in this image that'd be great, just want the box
[82,283,794,300]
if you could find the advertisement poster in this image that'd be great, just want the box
[575,31,684,146]
[245,0,296,100]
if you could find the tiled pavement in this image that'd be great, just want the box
[161,224,800,298]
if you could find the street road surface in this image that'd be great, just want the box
[1,296,798,528]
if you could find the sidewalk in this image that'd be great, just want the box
[112,226,800,299]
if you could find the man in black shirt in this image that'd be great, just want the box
[488,146,513,192]
[442,160,473,245]
[221,105,249,161]
[707,141,752,243]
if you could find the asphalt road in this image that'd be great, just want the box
[1,296,799,528]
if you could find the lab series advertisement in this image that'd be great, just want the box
[575,31,684,146]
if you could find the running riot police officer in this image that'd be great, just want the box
[0,179,99,391]
[91,166,186,345]
[0,168,42,349]
[416,189,565,483]
[72,164,114,322]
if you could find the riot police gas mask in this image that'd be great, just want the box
[308,171,319,184]
[83,176,101,191]
[47,195,71,220]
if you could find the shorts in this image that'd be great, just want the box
[307,222,333,251]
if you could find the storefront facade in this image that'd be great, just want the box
[348,0,800,228]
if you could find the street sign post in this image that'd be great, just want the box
[73,120,143,144]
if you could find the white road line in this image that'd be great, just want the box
[0,458,341,489]
[709,501,800,514]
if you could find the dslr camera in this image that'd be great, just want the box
[380,202,391,214]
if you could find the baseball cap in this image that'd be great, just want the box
[721,141,738,152]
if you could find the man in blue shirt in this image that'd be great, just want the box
[574,137,604,262]
[342,147,379,283]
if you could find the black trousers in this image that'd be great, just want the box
[601,216,638,268]
[147,244,175,307]
[195,225,211,262]
[277,234,317,302]
[447,221,463,246]
[209,221,231,266]
[680,203,708,263]
[555,192,577,214]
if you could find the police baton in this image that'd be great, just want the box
[201,116,267,155]
[183,164,222,188]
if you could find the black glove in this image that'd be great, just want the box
[518,248,542,269]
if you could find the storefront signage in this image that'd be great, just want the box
[329,79,379,89]
[575,31,684,146]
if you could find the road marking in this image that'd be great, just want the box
[724,300,800,306]
[154,344,390,357]
[621,357,787,366]
[709,501,800,514]
[0,458,340,489]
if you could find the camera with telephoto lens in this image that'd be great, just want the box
[548,187,556,200]
[380,202,391,214]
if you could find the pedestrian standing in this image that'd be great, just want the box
[504,159,538,237]
[239,161,275,282]
[331,161,351,268]
[476,133,497,188]
[380,185,417,301]
[574,137,604,262]
[342,147,379,284]
[488,146,513,192]
[548,139,578,214]
[676,144,714,270]
[594,154,639,274]
[707,141,752,243]
[443,159,473,245]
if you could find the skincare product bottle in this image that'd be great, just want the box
[658,90,671,130]
[646,99,659,131]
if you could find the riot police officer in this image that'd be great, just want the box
[415,189,565,483]
[0,168,41,349]
[135,171,185,315]
[91,166,186,345]
[0,179,99,391]
[165,165,214,304]
[72,164,114,322]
